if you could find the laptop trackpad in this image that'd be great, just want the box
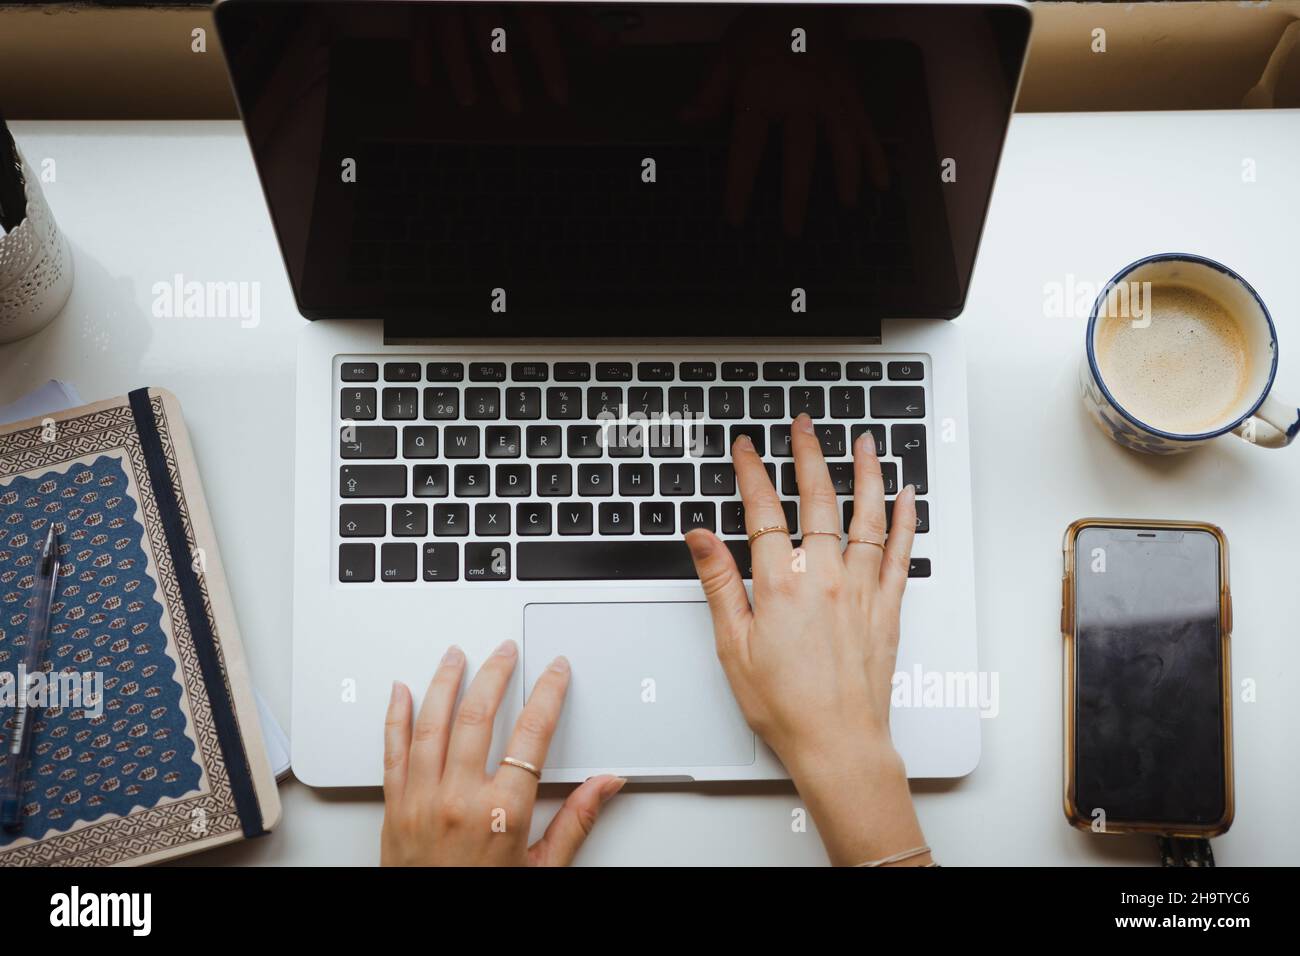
[523,602,755,770]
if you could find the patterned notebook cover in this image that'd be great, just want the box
[0,389,280,866]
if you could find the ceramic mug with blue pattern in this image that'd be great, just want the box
[1081,253,1300,455]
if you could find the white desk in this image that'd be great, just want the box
[3,112,1298,865]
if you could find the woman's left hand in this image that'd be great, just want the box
[381,640,625,866]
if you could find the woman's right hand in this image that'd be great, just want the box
[684,413,929,866]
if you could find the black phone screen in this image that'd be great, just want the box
[1073,527,1226,828]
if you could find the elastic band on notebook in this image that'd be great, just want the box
[129,388,265,839]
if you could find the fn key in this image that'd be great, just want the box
[339,543,375,582]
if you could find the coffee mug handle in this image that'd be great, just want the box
[1233,393,1300,448]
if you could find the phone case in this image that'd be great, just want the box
[1061,518,1234,838]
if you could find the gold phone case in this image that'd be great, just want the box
[1061,518,1234,838]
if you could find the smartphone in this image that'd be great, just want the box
[1061,519,1233,838]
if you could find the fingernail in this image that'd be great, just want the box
[388,680,401,705]
[684,529,714,560]
[548,655,570,674]
[795,413,814,434]
[733,433,753,452]
[441,644,463,666]
[857,432,874,455]
[494,639,517,658]
[901,484,916,501]
[599,776,627,803]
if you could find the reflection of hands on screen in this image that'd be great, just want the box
[681,15,890,237]
[410,9,609,112]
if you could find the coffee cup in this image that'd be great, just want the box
[1080,253,1299,454]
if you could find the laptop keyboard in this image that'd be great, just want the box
[336,357,931,584]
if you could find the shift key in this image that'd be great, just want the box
[870,386,925,418]
[340,464,406,497]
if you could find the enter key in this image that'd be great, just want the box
[890,424,927,495]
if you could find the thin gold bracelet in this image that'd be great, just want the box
[854,845,932,867]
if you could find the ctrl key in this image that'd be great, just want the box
[380,542,417,582]
[339,543,375,582]
[423,543,460,582]
[465,542,511,581]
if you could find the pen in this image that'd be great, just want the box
[1,526,59,831]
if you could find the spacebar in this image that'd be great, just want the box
[517,541,752,581]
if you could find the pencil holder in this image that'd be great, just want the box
[0,151,74,344]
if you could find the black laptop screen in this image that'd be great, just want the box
[217,1,1029,336]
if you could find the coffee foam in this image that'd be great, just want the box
[1095,284,1252,435]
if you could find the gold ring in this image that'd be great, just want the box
[800,530,842,539]
[747,525,790,544]
[500,756,541,779]
[848,536,886,551]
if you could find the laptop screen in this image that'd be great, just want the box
[217,1,1029,336]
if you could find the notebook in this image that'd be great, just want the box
[0,388,281,865]
[0,380,293,782]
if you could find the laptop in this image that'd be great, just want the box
[216,0,1031,786]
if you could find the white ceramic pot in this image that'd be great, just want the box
[0,153,75,344]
